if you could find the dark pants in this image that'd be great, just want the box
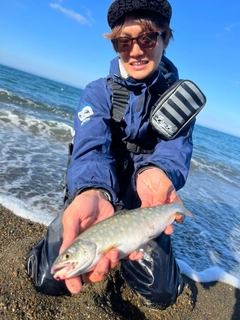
[27,205,182,309]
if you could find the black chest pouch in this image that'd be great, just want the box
[150,80,206,140]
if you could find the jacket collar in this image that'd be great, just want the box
[109,55,178,88]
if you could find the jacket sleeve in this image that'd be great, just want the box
[66,79,119,203]
[134,119,195,191]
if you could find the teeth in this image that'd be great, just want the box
[133,61,144,65]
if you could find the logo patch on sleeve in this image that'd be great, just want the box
[78,102,94,126]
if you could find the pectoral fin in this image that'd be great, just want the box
[99,244,118,256]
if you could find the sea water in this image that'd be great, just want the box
[0,64,239,289]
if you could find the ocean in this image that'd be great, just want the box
[0,63,240,289]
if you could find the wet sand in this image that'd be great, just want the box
[0,204,239,320]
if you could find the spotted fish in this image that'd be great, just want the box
[51,202,194,280]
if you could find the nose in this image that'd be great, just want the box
[130,39,144,56]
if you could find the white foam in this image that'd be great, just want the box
[0,88,13,95]
[0,109,73,141]
[191,157,239,187]
[177,259,240,289]
[0,194,55,226]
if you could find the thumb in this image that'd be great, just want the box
[171,194,182,204]
[60,227,79,254]
[140,198,151,208]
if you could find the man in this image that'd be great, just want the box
[28,0,195,310]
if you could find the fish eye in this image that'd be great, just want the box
[63,252,72,260]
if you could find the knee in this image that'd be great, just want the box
[140,274,183,309]
[27,238,69,296]
[144,288,178,309]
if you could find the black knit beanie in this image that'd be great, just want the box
[107,0,172,29]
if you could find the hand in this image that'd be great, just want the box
[59,189,142,294]
[136,167,181,235]
[60,189,115,294]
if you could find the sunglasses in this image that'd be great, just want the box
[111,31,162,53]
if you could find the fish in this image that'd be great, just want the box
[51,202,194,280]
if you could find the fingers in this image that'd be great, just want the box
[83,257,110,283]
[82,249,119,284]
[82,248,144,284]
[171,194,182,204]
[166,192,181,205]
[163,224,174,235]
[107,248,119,269]
[174,215,185,224]
[64,249,119,293]
[128,250,144,260]
[65,276,83,294]
[163,213,184,235]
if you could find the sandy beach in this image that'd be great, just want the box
[0,203,239,320]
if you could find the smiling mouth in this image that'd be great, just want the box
[130,61,148,67]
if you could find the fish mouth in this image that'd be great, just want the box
[51,262,78,280]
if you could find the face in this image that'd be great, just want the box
[118,19,166,80]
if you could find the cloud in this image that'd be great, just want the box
[225,22,240,31]
[49,3,91,26]
[216,22,240,38]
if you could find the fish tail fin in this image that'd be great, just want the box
[183,207,195,219]
[175,195,195,219]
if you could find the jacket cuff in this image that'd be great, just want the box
[134,165,171,186]
[74,187,112,202]
[136,165,158,176]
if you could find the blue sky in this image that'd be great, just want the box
[0,0,240,137]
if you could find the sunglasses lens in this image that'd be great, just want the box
[139,33,157,48]
[114,38,131,52]
[112,32,159,53]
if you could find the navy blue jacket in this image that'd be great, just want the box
[67,56,194,208]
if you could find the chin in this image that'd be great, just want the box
[130,70,154,81]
